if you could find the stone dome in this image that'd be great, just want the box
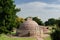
[16,18,40,37]
[19,18,39,30]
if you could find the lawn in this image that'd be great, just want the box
[0,34,52,40]
[0,34,36,40]
[44,36,52,40]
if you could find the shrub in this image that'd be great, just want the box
[50,29,60,40]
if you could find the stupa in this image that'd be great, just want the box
[16,18,40,37]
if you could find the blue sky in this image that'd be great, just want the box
[15,0,57,4]
[15,0,60,22]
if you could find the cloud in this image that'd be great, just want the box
[52,0,60,4]
[16,2,60,21]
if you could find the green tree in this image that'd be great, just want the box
[0,0,20,34]
[33,17,44,25]
[45,18,56,26]
[56,20,60,28]
[44,21,49,26]
[51,29,60,40]
[16,17,25,28]
[25,17,44,25]
[48,18,56,25]
[50,19,60,40]
[25,16,32,21]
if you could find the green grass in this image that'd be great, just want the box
[44,36,52,40]
[0,34,36,40]
[0,34,52,40]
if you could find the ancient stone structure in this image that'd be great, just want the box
[16,18,51,40]
[16,18,41,37]
[16,18,50,38]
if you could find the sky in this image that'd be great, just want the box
[15,0,60,22]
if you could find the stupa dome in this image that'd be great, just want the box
[19,18,39,30]
[16,18,40,37]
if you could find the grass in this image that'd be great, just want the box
[0,34,36,40]
[44,36,52,40]
[0,34,52,40]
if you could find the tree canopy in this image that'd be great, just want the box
[16,17,25,28]
[45,18,56,26]
[33,17,44,25]
[0,0,20,34]
[25,17,44,25]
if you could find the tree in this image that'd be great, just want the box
[25,16,32,21]
[44,21,49,26]
[50,27,60,40]
[16,17,25,28]
[51,29,60,40]
[48,18,56,25]
[50,18,60,40]
[50,20,60,40]
[56,20,60,28]
[25,17,44,25]
[33,17,44,25]
[45,18,56,26]
[0,0,20,34]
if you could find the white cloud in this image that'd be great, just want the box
[52,0,60,4]
[16,2,60,22]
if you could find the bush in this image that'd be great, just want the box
[50,29,60,40]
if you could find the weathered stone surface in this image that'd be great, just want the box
[16,18,40,37]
